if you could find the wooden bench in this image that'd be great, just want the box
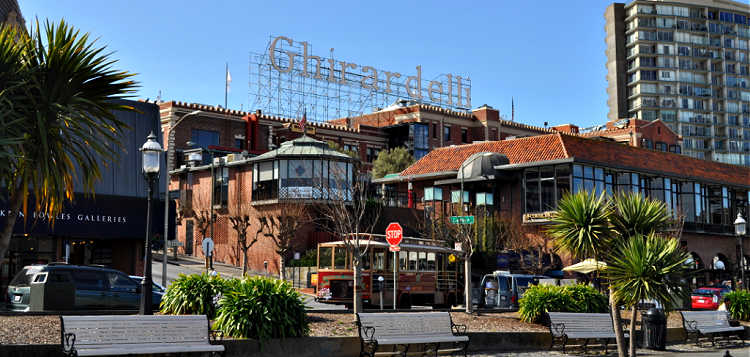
[356,312,469,357]
[60,315,225,356]
[548,312,628,353]
[680,311,745,346]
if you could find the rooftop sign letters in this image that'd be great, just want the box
[251,35,472,122]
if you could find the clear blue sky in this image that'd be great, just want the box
[20,0,619,129]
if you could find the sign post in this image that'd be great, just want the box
[385,222,403,310]
[201,237,214,271]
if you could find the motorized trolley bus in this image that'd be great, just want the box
[315,235,462,308]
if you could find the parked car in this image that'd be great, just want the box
[478,271,539,309]
[7,263,161,312]
[691,287,730,310]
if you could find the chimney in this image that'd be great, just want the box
[472,104,499,123]
[551,124,579,134]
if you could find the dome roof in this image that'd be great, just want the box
[250,135,355,162]
[457,152,509,180]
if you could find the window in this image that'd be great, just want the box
[432,123,437,138]
[412,123,429,159]
[424,187,442,201]
[72,270,106,291]
[399,251,408,271]
[191,129,219,149]
[319,247,332,269]
[524,165,561,213]
[418,252,428,271]
[213,166,228,208]
[235,138,245,150]
[642,138,653,149]
[334,247,347,269]
[461,128,468,143]
[107,272,137,293]
[444,126,451,142]
[366,147,381,162]
[655,142,668,151]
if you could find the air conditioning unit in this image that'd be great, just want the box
[213,157,224,166]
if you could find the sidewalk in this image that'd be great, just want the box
[152,249,254,279]
[152,250,318,298]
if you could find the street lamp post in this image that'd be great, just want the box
[458,152,491,314]
[141,132,163,315]
[163,110,201,287]
[735,212,747,288]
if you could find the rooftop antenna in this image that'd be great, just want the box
[511,97,515,122]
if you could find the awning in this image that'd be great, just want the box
[562,258,607,274]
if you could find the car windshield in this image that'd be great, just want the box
[9,267,43,287]
[693,289,719,296]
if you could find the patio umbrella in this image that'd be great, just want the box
[562,258,607,274]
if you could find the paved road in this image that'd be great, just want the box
[468,346,750,357]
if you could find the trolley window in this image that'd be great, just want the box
[374,249,385,270]
[418,252,428,271]
[319,247,332,269]
[334,247,347,269]
[427,252,437,271]
[399,251,408,271]
[408,251,418,271]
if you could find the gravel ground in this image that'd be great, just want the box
[1,311,747,345]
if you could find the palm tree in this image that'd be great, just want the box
[547,190,612,261]
[610,191,671,238]
[608,192,681,357]
[608,233,689,357]
[0,20,137,261]
[547,191,628,357]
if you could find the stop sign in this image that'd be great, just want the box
[385,222,403,246]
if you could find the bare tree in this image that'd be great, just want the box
[228,201,258,276]
[192,192,213,251]
[318,170,382,314]
[451,219,475,313]
[257,202,310,280]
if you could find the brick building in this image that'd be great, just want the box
[374,132,750,285]
[158,99,554,274]
[553,118,683,153]
[158,100,552,173]
[170,135,356,275]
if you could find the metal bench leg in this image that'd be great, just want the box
[583,338,589,354]
[604,338,609,354]
[562,336,568,354]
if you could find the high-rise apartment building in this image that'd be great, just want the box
[605,0,750,166]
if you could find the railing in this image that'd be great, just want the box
[436,272,458,291]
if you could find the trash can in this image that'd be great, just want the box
[642,307,667,350]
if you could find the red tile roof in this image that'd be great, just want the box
[400,133,750,187]
[401,134,568,176]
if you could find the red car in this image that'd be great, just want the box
[691,287,729,310]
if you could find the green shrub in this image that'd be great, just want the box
[213,276,309,341]
[566,284,609,314]
[160,273,232,319]
[519,284,607,323]
[726,290,750,321]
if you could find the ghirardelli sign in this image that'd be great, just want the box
[253,35,472,121]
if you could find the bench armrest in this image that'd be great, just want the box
[361,326,376,341]
[62,332,76,357]
[210,329,224,343]
[684,320,698,333]
[451,323,467,336]
[550,323,566,338]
